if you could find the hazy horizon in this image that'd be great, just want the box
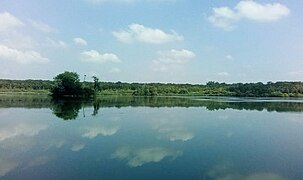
[1,0,303,84]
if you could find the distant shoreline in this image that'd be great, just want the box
[1,79,303,97]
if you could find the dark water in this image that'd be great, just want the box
[0,95,303,180]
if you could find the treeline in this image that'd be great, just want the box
[1,79,303,97]
[97,81,303,97]
[0,79,53,91]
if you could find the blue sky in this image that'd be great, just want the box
[0,0,302,83]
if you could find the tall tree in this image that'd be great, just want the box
[51,71,94,97]
[92,76,100,92]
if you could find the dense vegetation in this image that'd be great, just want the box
[0,72,303,97]
[51,71,96,97]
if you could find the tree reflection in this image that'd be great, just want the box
[92,101,100,116]
[51,98,83,120]
[1,95,303,119]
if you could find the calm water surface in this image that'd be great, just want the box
[0,95,303,180]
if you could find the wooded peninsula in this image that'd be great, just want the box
[0,71,303,97]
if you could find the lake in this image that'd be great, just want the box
[0,95,303,180]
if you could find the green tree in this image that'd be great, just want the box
[51,71,81,96]
[51,71,94,97]
[92,76,100,92]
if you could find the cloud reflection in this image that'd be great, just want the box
[112,146,182,167]
[71,143,86,152]
[0,123,48,142]
[82,125,120,139]
[208,162,288,180]
[0,159,18,177]
[151,118,194,142]
[27,156,51,168]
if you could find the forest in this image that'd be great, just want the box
[0,72,303,97]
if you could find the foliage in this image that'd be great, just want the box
[51,71,95,97]
[92,76,100,92]
[1,75,303,97]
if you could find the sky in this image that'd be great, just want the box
[0,0,303,83]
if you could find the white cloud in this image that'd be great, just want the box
[112,24,183,44]
[208,0,290,30]
[109,67,121,73]
[217,72,230,77]
[29,20,56,33]
[289,70,303,76]
[0,12,23,33]
[235,1,290,22]
[1,32,39,50]
[73,37,88,46]
[152,49,195,72]
[87,0,177,4]
[226,55,234,60]
[81,50,121,63]
[111,146,182,167]
[208,7,239,30]
[45,38,68,48]
[0,44,49,64]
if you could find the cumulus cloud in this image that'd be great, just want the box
[29,20,57,33]
[111,146,182,167]
[289,71,303,76]
[152,49,195,72]
[81,50,121,63]
[109,67,121,73]
[0,44,49,64]
[45,38,68,48]
[217,72,230,77]
[73,37,88,46]
[226,55,234,60]
[0,12,23,33]
[112,24,183,44]
[208,0,290,30]
[87,0,177,4]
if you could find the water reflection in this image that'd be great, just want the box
[0,95,303,179]
[111,146,183,167]
[71,143,86,152]
[27,156,52,168]
[207,162,287,180]
[151,118,194,142]
[0,159,18,177]
[0,122,48,142]
[51,98,86,120]
[1,96,303,120]
[81,125,119,139]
